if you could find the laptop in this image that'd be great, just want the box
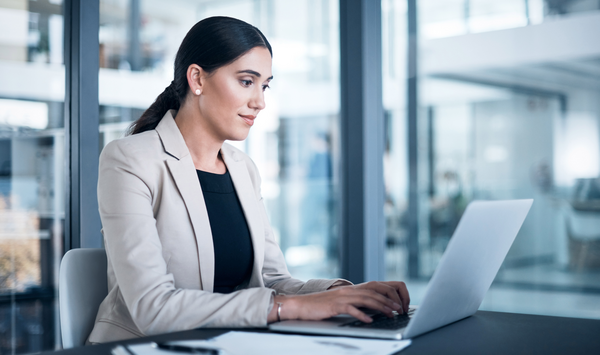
[270,199,533,339]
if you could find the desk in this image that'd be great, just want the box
[46,311,600,355]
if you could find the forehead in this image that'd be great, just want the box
[225,47,273,78]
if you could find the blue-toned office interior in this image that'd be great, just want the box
[1,0,600,353]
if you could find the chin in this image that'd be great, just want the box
[227,131,251,142]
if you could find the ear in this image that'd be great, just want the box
[187,64,205,95]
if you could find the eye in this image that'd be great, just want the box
[262,84,270,92]
[240,79,253,87]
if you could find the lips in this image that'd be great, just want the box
[239,114,256,126]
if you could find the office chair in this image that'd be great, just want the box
[567,206,600,270]
[59,248,108,348]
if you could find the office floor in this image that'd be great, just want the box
[403,264,600,320]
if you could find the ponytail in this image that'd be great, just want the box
[127,16,272,136]
[127,81,181,135]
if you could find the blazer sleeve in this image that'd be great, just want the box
[99,139,276,335]
[242,155,352,295]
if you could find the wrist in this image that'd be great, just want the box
[327,279,353,290]
[273,294,298,321]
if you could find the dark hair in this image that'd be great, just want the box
[128,16,272,135]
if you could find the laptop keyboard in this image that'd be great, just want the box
[340,308,415,330]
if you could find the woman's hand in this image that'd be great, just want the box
[268,281,410,324]
[346,281,410,314]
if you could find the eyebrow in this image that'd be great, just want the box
[237,69,274,80]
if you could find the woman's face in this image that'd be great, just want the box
[196,46,273,142]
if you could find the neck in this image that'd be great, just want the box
[174,103,226,174]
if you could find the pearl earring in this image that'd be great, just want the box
[195,89,201,95]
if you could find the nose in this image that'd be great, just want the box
[249,87,266,111]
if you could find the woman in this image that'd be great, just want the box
[88,16,409,344]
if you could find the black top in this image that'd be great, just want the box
[197,169,254,294]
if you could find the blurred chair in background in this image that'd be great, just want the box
[567,178,600,271]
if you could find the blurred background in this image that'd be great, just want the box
[1,0,600,353]
[382,0,600,322]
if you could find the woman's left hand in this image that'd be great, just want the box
[329,281,410,314]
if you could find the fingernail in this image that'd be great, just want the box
[392,302,401,309]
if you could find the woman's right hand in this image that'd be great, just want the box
[268,284,404,324]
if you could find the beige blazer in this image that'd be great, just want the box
[88,110,347,343]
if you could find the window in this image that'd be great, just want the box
[0,1,64,353]
[384,0,600,319]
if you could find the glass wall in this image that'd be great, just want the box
[419,0,600,39]
[382,0,409,280]
[98,0,340,280]
[384,0,600,320]
[0,0,64,353]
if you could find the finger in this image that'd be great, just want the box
[387,281,411,313]
[358,289,400,310]
[344,305,373,323]
[359,282,402,309]
[398,283,410,313]
[380,283,403,311]
[345,291,396,317]
[366,288,402,313]
[339,288,400,314]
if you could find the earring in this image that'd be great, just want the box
[195,89,201,95]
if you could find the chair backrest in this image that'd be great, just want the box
[59,248,108,348]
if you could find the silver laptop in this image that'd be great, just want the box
[270,199,533,339]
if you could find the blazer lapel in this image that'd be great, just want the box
[156,111,215,292]
[221,146,266,288]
